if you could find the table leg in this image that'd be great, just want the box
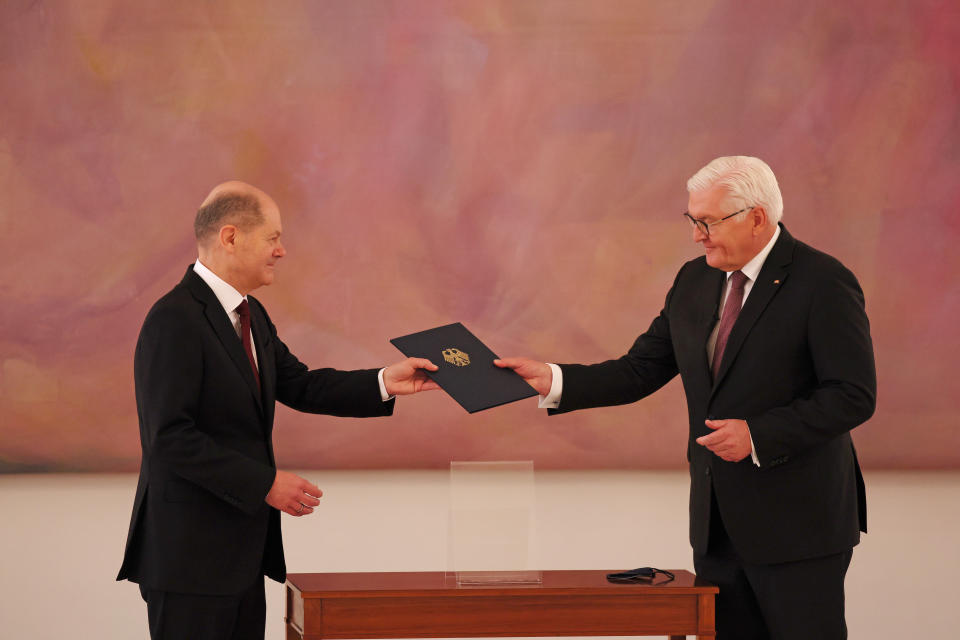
[697,590,716,639]
[286,622,303,640]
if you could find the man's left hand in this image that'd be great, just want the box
[696,419,752,462]
[384,357,440,396]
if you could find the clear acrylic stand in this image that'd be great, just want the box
[447,461,541,585]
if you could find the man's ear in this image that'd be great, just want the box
[750,206,769,236]
[218,224,239,252]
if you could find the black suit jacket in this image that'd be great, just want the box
[552,225,876,564]
[117,266,394,595]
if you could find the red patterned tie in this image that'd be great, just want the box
[711,270,748,379]
[235,299,260,388]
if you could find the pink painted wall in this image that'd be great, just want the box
[1,1,958,471]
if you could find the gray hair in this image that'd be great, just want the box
[686,156,783,224]
[194,192,264,243]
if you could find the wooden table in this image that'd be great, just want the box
[285,570,717,640]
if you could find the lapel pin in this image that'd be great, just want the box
[773,279,780,284]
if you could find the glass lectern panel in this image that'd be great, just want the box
[448,461,541,585]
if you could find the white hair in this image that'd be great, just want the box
[686,156,783,225]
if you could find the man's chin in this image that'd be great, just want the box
[704,253,731,271]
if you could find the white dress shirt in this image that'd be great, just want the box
[193,259,259,370]
[538,226,782,467]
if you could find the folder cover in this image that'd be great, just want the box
[390,322,538,413]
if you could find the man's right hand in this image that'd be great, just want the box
[493,357,553,396]
[265,470,322,517]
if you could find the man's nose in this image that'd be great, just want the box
[275,243,286,258]
[692,225,708,243]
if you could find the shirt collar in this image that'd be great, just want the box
[193,259,245,316]
[730,224,781,284]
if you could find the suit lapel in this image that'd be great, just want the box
[711,225,795,392]
[694,268,726,392]
[183,268,264,413]
[249,297,276,432]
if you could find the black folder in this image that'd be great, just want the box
[390,322,538,413]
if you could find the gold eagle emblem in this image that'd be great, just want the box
[442,348,470,367]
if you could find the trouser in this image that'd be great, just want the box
[139,575,266,640]
[693,496,853,640]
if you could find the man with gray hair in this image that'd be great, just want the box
[497,156,876,639]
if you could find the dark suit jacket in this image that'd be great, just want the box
[552,225,876,564]
[117,266,394,595]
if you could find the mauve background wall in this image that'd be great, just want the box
[1,0,957,472]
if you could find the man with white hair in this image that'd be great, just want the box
[497,156,876,639]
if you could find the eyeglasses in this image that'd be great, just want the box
[683,206,754,236]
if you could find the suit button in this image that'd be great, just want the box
[705,467,711,476]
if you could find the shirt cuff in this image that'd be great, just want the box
[538,363,563,409]
[748,424,760,466]
[377,368,393,402]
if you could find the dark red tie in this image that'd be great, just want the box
[711,270,748,379]
[235,299,260,388]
